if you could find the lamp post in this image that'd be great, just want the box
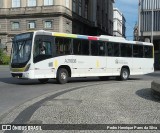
[151,0,154,43]
[138,0,141,41]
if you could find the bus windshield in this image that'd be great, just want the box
[11,33,33,67]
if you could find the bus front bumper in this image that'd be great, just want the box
[11,71,34,79]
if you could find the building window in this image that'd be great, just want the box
[0,0,3,8]
[44,21,52,29]
[12,0,20,8]
[66,22,70,33]
[73,0,76,12]
[27,0,36,7]
[85,0,89,19]
[12,22,20,30]
[44,0,53,6]
[65,0,69,8]
[28,21,36,29]
[78,0,82,16]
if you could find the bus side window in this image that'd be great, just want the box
[144,46,153,58]
[121,43,132,57]
[64,38,71,55]
[33,35,53,63]
[107,42,114,56]
[73,39,81,55]
[91,41,98,56]
[133,45,143,58]
[81,40,89,55]
[113,43,120,57]
[55,37,71,55]
[98,42,105,56]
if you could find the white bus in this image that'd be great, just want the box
[10,30,154,84]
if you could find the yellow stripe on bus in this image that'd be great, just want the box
[67,34,77,38]
[53,33,77,38]
[54,60,58,68]
[96,60,100,68]
[11,67,25,72]
[53,33,67,37]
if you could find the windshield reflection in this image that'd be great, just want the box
[12,39,32,64]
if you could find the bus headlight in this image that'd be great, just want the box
[25,64,31,72]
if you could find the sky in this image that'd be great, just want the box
[114,0,138,40]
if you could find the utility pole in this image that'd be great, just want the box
[151,0,154,43]
[138,0,141,41]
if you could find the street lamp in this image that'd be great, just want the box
[138,0,141,41]
[151,0,154,43]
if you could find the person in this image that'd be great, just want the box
[40,44,46,54]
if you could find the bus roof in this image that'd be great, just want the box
[34,30,153,46]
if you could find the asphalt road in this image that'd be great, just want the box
[0,66,160,122]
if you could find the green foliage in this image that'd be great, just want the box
[0,49,10,65]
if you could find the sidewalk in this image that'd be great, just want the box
[1,81,160,131]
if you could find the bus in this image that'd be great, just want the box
[10,30,154,84]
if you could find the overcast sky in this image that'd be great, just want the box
[114,0,138,40]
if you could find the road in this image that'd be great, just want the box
[0,66,160,124]
[0,66,110,117]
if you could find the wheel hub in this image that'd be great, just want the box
[61,72,67,80]
[123,71,128,79]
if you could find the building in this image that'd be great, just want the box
[133,22,139,41]
[113,8,126,38]
[138,0,160,69]
[0,0,114,55]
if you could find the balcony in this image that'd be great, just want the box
[0,5,72,16]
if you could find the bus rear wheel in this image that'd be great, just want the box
[120,68,129,80]
[57,68,69,84]
[38,78,49,84]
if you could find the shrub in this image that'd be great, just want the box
[0,49,10,65]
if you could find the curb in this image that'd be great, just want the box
[151,80,160,98]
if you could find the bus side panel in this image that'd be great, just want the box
[132,58,154,75]
[142,58,154,74]
[106,57,133,76]
[72,56,107,77]
[34,55,74,79]
[34,58,57,79]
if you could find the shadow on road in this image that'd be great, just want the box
[0,76,143,85]
[0,77,41,85]
[146,71,160,78]
[136,88,160,103]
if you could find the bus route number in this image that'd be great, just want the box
[65,59,77,63]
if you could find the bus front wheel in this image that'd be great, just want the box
[38,78,49,84]
[120,68,129,80]
[57,68,69,84]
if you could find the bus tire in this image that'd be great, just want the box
[120,68,129,80]
[57,68,69,84]
[38,78,49,84]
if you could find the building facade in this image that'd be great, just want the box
[0,0,114,55]
[113,8,126,38]
[138,0,160,69]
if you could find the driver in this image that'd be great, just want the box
[40,43,46,54]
